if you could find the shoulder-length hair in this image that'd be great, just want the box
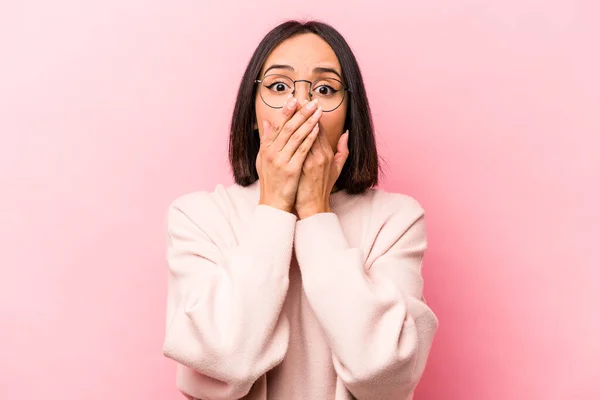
[229,20,379,194]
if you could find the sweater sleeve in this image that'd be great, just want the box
[293,197,438,400]
[163,198,296,400]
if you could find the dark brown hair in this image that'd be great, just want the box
[228,20,379,194]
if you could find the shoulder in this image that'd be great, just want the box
[351,189,428,251]
[169,186,220,219]
[357,190,428,261]
[358,188,425,225]
[337,188,427,250]
[166,183,247,235]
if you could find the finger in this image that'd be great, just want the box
[264,95,297,140]
[333,130,350,175]
[260,120,271,145]
[317,122,329,154]
[259,95,297,143]
[272,98,320,151]
[279,105,323,161]
[290,122,320,166]
[280,95,298,120]
[337,130,350,154]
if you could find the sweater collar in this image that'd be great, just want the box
[239,179,359,211]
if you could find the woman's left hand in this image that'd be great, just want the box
[294,116,349,220]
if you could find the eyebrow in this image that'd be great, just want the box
[263,64,343,80]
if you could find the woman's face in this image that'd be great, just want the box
[255,33,348,151]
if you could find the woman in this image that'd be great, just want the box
[163,20,438,400]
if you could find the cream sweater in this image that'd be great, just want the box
[163,180,438,400]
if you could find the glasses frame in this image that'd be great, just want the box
[254,74,350,112]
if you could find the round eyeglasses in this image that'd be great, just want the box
[255,74,349,112]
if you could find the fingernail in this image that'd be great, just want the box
[306,99,318,110]
[287,98,297,109]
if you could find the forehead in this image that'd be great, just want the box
[261,33,341,75]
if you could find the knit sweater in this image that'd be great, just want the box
[163,180,438,400]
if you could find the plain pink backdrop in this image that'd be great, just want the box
[1,1,598,399]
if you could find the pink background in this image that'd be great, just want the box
[1,1,598,399]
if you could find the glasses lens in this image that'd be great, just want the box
[311,78,345,111]
[260,75,294,108]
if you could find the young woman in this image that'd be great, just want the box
[163,20,438,400]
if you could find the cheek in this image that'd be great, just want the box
[321,110,347,150]
[254,98,273,133]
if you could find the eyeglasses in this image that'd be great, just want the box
[254,74,349,112]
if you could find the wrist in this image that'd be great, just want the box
[259,197,294,214]
[297,203,331,220]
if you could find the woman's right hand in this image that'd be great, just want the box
[256,96,322,213]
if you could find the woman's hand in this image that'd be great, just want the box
[256,97,323,213]
[295,114,349,220]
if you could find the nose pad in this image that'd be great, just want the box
[292,90,311,106]
[292,81,312,106]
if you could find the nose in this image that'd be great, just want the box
[292,80,312,105]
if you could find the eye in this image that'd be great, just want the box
[266,81,292,92]
[313,84,338,96]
